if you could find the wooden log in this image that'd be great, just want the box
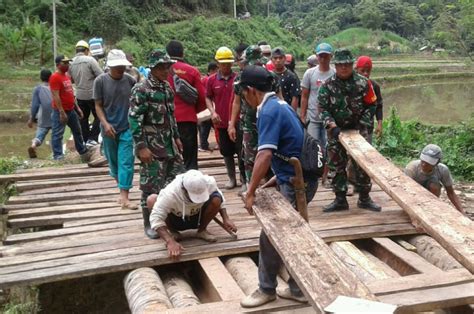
[124,267,172,313]
[339,131,474,273]
[161,271,201,308]
[407,235,463,271]
[251,188,377,311]
[224,256,259,295]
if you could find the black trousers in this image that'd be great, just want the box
[77,99,100,143]
[178,122,198,170]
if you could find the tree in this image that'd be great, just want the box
[89,1,127,45]
[356,0,385,30]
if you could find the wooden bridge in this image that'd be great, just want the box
[0,132,472,313]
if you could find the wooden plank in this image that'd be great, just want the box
[339,131,474,273]
[8,202,120,219]
[377,282,474,312]
[330,241,391,283]
[0,239,258,289]
[164,299,311,313]
[251,189,377,311]
[371,237,443,274]
[197,258,245,301]
[367,268,474,295]
[8,208,138,228]
[316,223,417,242]
[3,219,141,244]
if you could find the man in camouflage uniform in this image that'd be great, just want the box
[318,48,381,212]
[129,49,185,239]
[228,45,280,187]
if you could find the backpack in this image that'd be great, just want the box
[274,127,326,178]
[171,68,198,106]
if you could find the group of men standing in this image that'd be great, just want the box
[27,38,465,309]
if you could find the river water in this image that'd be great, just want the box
[0,80,473,158]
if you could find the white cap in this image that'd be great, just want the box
[182,170,210,203]
[106,49,132,67]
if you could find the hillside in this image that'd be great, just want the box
[116,16,310,65]
[323,28,412,56]
[0,0,472,66]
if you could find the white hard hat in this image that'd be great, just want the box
[182,170,209,203]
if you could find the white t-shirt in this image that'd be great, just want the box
[301,65,335,122]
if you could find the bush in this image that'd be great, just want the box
[0,157,23,175]
[375,107,474,181]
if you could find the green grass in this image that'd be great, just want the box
[322,27,412,55]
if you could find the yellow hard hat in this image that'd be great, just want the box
[215,47,234,63]
[76,40,89,49]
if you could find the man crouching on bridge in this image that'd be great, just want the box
[147,169,237,258]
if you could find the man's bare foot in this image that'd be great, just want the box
[195,230,217,242]
[121,202,138,210]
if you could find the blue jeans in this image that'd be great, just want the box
[32,127,51,146]
[198,120,212,150]
[102,129,134,190]
[308,121,327,156]
[258,179,318,296]
[51,109,87,160]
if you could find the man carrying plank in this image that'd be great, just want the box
[319,48,381,212]
[239,65,317,307]
[148,169,237,259]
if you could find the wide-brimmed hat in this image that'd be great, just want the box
[333,48,355,64]
[147,48,176,68]
[182,170,210,204]
[106,49,132,67]
[243,45,265,66]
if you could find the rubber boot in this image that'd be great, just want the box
[358,193,382,212]
[238,173,247,196]
[142,206,159,239]
[224,156,237,189]
[323,192,349,212]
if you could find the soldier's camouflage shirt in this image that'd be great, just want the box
[318,71,375,130]
[129,74,180,159]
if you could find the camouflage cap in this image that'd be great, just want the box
[148,48,176,68]
[333,48,355,64]
[243,45,265,66]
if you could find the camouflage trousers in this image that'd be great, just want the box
[327,127,371,194]
[242,127,258,182]
[139,156,185,209]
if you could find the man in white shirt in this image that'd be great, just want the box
[148,169,237,258]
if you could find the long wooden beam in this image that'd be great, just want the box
[251,188,378,312]
[339,131,474,273]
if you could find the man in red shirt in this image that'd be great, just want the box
[50,55,90,161]
[206,47,244,189]
[166,40,206,170]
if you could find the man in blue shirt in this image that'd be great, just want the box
[238,65,317,308]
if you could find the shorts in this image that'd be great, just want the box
[167,191,223,231]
